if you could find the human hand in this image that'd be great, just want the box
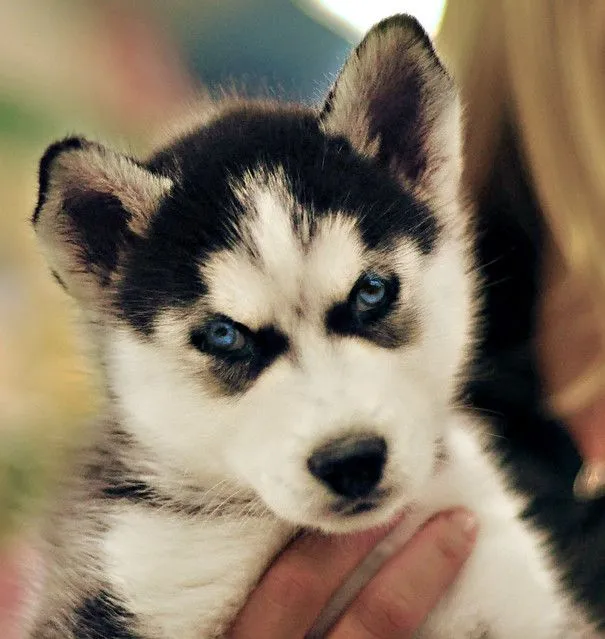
[229,509,478,638]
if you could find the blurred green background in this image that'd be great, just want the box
[0,0,445,541]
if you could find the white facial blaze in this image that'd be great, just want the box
[247,187,304,297]
[202,170,368,333]
[306,214,367,306]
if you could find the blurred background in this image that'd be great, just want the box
[0,0,445,634]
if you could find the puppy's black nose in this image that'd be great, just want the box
[307,435,387,499]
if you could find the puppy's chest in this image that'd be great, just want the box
[415,420,576,638]
[101,506,291,638]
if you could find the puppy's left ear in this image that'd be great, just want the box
[32,137,172,309]
[320,15,461,206]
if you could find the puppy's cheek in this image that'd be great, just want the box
[223,444,292,509]
[247,468,323,524]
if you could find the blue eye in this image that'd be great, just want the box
[355,274,387,311]
[206,319,247,352]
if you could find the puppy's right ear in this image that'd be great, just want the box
[320,15,461,209]
[33,137,172,309]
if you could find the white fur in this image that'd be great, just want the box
[416,422,567,637]
[103,508,290,638]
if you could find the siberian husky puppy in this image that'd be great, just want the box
[27,14,597,639]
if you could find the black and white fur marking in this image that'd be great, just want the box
[26,15,597,639]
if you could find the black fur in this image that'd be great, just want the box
[102,480,158,503]
[119,105,437,334]
[467,121,605,628]
[72,590,140,639]
[51,270,67,290]
[372,70,427,183]
[64,192,136,285]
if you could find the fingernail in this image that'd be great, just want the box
[573,461,605,501]
[448,509,479,546]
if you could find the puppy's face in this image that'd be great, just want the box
[34,16,474,533]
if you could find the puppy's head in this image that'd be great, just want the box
[33,16,474,533]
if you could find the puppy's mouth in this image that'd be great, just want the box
[330,488,392,518]
[338,501,379,516]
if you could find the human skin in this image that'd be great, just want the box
[229,509,478,639]
[537,250,605,494]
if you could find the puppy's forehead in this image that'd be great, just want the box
[119,105,437,333]
[203,169,366,329]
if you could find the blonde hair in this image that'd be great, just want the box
[436,1,605,415]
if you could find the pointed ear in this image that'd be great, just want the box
[32,137,172,307]
[320,15,461,207]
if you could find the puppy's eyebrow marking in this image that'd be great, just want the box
[200,248,275,330]
[231,168,304,284]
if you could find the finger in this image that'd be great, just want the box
[330,509,478,639]
[229,517,404,639]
